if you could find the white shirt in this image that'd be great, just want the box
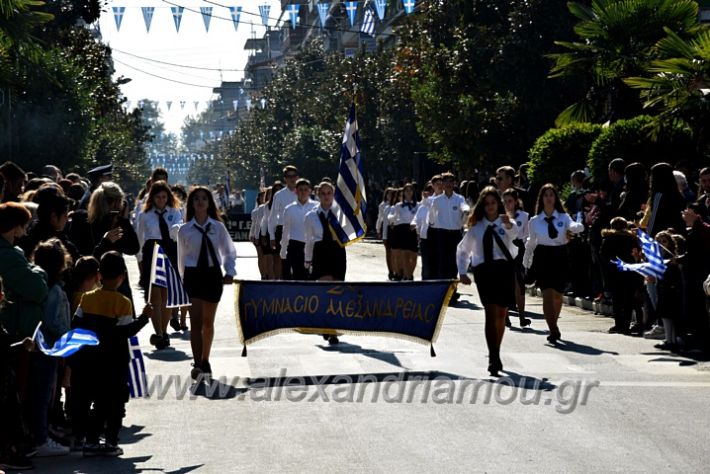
[427,192,469,230]
[457,217,518,273]
[512,210,530,241]
[280,199,317,259]
[382,205,393,240]
[376,201,388,234]
[268,187,297,236]
[260,204,271,237]
[177,217,237,277]
[523,210,584,269]
[388,202,419,226]
[412,205,430,239]
[136,206,183,251]
[304,205,338,263]
[249,206,261,240]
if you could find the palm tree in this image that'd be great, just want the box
[549,0,700,126]
[0,0,53,86]
[625,27,710,154]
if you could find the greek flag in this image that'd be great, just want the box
[360,1,375,36]
[332,104,367,245]
[35,326,99,358]
[613,229,667,280]
[150,243,191,308]
[128,336,149,398]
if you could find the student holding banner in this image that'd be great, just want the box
[304,181,345,345]
[269,166,299,279]
[178,187,237,380]
[457,187,518,376]
[280,179,316,281]
[135,181,182,350]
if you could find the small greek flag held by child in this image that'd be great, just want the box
[34,325,99,357]
[128,336,148,398]
[150,242,191,308]
[612,229,668,280]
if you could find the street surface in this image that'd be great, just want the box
[36,241,710,473]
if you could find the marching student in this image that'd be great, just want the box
[502,188,532,328]
[178,187,237,380]
[280,179,316,280]
[262,183,283,280]
[377,188,395,279]
[412,183,434,280]
[250,192,267,279]
[135,181,183,350]
[427,172,469,301]
[304,181,345,344]
[457,187,518,376]
[380,188,397,280]
[268,166,299,279]
[388,183,419,280]
[523,184,584,343]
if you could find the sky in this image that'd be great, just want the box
[98,0,285,135]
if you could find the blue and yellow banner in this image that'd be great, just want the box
[234,281,456,352]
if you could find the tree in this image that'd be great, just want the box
[549,0,700,126]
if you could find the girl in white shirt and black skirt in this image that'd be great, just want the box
[523,184,584,344]
[457,186,518,376]
[388,183,419,280]
[136,181,183,350]
[502,188,531,328]
[178,186,237,380]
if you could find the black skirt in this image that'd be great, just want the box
[530,244,569,293]
[312,240,346,281]
[183,266,224,303]
[260,232,274,255]
[390,223,418,252]
[473,260,516,308]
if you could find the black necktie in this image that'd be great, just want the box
[156,210,170,242]
[196,223,218,268]
[544,215,558,239]
[483,224,495,263]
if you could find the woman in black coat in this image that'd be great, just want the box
[643,163,686,237]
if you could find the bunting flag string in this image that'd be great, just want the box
[345,1,358,27]
[317,3,330,28]
[171,6,184,32]
[228,6,242,31]
[112,6,126,32]
[287,4,300,29]
[258,4,270,27]
[402,0,416,14]
[141,6,155,33]
[374,0,386,20]
[200,6,213,32]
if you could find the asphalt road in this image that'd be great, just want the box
[35,240,710,473]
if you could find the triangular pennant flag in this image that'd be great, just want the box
[345,2,358,26]
[138,100,145,108]
[228,6,242,31]
[258,4,270,27]
[194,101,199,111]
[246,98,252,110]
[112,7,126,32]
[260,98,266,109]
[287,4,300,29]
[166,100,173,111]
[232,100,239,111]
[402,0,415,14]
[374,0,386,20]
[171,6,184,32]
[125,100,132,109]
[205,100,211,108]
[200,7,213,32]
[180,101,186,110]
[317,3,330,27]
[141,7,155,33]
[200,131,204,139]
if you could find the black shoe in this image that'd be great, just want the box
[488,357,503,377]
[547,329,561,344]
[149,333,162,347]
[629,324,643,336]
[608,326,621,334]
[201,360,212,376]
[162,333,170,347]
[180,324,189,332]
[190,362,202,380]
[328,336,340,345]
[505,316,512,328]
[169,317,181,332]
[654,342,675,351]
[519,318,532,328]
[0,452,33,470]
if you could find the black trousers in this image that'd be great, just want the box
[285,240,308,281]
[429,228,462,279]
[420,238,430,280]
[275,226,290,280]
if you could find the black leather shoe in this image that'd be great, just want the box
[519,318,532,328]
[169,317,181,332]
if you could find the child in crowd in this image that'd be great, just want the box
[70,256,100,312]
[70,251,151,457]
[0,277,36,471]
[652,230,685,351]
[30,239,73,457]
